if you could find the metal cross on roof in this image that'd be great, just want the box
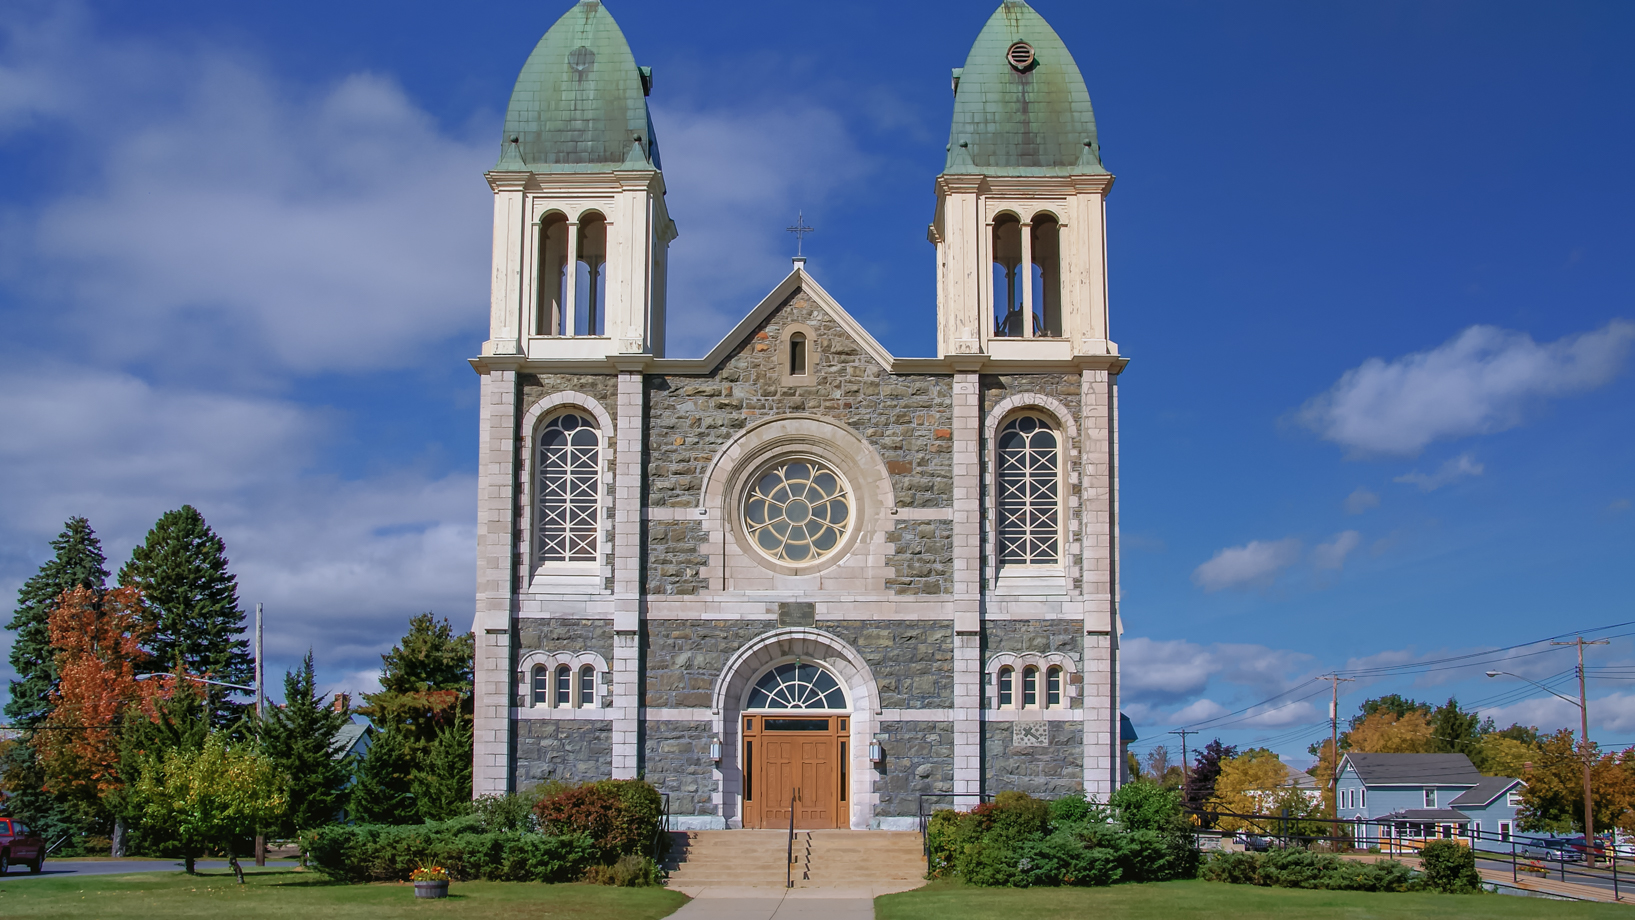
[786,211,816,257]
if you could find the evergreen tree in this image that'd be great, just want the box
[118,506,252,721]
[260,652,351,835]
[360,613,474,746]
[347,726,416,825]
[1428,697,1486,757]
[411,717,473,821]
[5,517,109,727]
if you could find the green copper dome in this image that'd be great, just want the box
[497,1,660,172]
[944,1,1105,176]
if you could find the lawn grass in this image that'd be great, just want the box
[875,878,1631,919]
[0,867,689,920]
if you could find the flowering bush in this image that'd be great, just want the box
[534,779,668,863]
[410,865,450,882]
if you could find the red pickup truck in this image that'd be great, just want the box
[0,818,45,874]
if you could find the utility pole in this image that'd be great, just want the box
[255,602,266,868]
[1169,728,1198,787]
[1322,675,1355,846]
[1553,636,1608,867]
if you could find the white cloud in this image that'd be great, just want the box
[1394,453,1484,491]
[1480,694,1635,735]
[1312,530,1362,571]
[1191,538,1302,592]
[652,101,872,357]
[1344,488,1380,514]
[1294,321,1635,456]
[1168,698,1229,724]
[1123,637,1313,705]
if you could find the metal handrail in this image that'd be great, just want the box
[652,793,670,865]
[786,787,796,889]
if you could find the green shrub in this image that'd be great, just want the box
[925,809,963,879]
[1108,780,1183,832]
[534,779,669,864]
[301,819,596,883]
[1419,840,1483,894]
[1046,791,1103,828]
[1201,847,1414,892]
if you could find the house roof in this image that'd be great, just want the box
[1120,713,1138,743]
[1341,752,1485,787]
[1379,808,1473,822]
[1450,776,1523,807]
[332,719,374,760]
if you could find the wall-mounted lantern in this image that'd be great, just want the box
[710,736,723,763]
[869,737,883,764]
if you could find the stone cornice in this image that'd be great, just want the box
[470,351,1130,377]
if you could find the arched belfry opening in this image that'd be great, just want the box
[1031,213,1061,337]
[537,213,569,335]
[575,213,608,336]
[992,213,1023,336]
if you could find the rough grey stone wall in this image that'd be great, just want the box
[644,721,717,816]
[873,722,953,817]
[886,520,952,595]
[643,620,954,711]
[518,618,615,667]
[642,291,954,592]
[983,721,1084,797]
[515,720,612,788]
[648,521,708,596]
[521,373,618,421]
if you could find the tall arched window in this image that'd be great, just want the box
[578,665,595,709]
[554,665,572,708]
[576,213,608,336]
[538,413,601,564]
[1046,666,1063,709]
[537,213,569,335]
[997,666,1014,709]
[1030,214,1061,337]
[997,415,1060,567]
[1022,666,1038,709]
[532,665,549,706]
[992,214,1023,336]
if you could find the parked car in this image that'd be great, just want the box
[1239,835,1272,852]
[1562,836,1610,859]
[0,818,44,874]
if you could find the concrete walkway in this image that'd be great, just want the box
[667,885,912,920]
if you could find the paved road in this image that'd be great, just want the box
[0,858,301,880]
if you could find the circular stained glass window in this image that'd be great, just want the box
[747,662,848,710]
[742,458,851,565]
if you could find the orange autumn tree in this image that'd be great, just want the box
[33,586,173,813]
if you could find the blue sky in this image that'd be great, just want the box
[1,0,1632,769]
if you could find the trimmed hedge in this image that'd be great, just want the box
[1202,848,1415,892]
[926,787,1198,888]
[303,815,597,883]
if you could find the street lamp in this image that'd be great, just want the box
[1487,668,1598,866]
[134,673,256,692]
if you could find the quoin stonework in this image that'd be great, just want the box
[470,0,1133,830]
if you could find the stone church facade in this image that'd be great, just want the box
[469,1,1129,830]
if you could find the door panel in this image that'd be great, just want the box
[760,738,797,828]
[796,738,833,826]
[743,719,847,828]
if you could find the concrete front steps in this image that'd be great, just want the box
[664,829,927,890]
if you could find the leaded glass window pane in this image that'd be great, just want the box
[745,662,848,710]
[997,415,1059,565]
[743,458,851,564]
[579,665,595,709]
[538,413,601,563]
[532,666,548,705]
[555,665,571,708]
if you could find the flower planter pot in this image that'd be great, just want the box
[414,880,450,899]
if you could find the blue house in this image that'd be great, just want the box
[1335,752,1523,849]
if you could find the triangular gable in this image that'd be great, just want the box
[685,266,897,373]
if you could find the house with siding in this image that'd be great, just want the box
[1335,752,1523,848]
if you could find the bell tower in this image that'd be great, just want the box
[930,1,1117,361]
[483,0,678,361]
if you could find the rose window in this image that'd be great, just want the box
[742,458,851,564]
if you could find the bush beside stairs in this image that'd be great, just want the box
[664,830,926,889]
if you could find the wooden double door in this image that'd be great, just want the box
[741,714,849,828]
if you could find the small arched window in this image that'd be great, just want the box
[538,413,601,565]
[554,665,572,708]
[997,415,1060,567]
[997,666,1014,709]
[1046,666,1062,709]
[746,662,847,710]
[789,332,808,376]
[576,213,608,336]
[1030,214,1061,337]
[1022,666,1038,709]
[537,213,569,335]
[578,665,596,709]
[992,213,1023,337]
[532,665,549,706]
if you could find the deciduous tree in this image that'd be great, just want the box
[133,732,287,879]
[1516,729,1635,835]
[1346,709,1435,753]
[1183,739,1237,824]
[5,517,109,728]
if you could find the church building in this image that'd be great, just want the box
[469,0,1129,830]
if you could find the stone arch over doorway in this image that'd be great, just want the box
[710,628,880,829]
